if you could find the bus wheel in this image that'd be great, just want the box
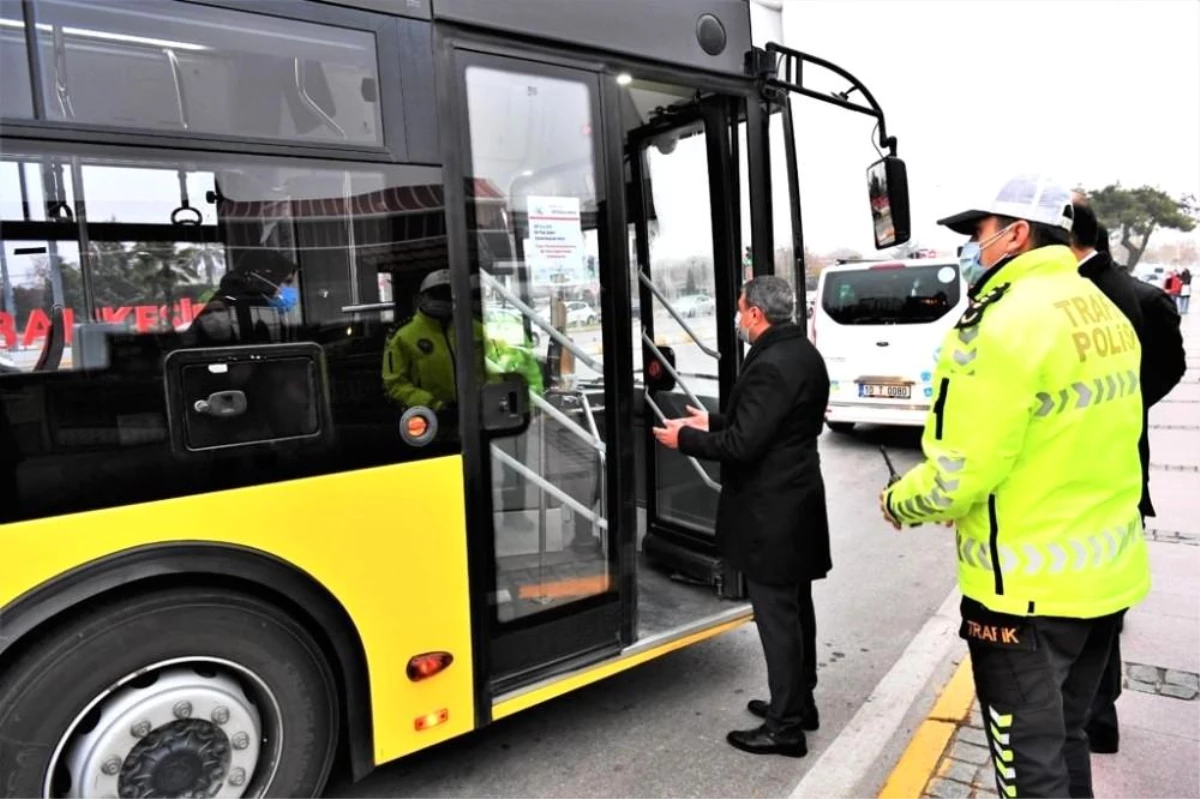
[0,588,338,799]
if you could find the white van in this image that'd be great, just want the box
[810,257,968,432]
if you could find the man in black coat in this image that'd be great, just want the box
[1070,203,1187,754]
[653,275,832,757]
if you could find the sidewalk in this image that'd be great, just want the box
[881,309,1200,799]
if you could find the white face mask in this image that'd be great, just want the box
[734,311,749,342]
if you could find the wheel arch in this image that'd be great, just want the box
[0,542,376,782]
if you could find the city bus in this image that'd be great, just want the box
[0,1,910,795]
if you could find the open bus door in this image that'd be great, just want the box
[441,36,764,697]
[439,15,910,703]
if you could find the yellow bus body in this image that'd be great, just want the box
[0,456,475,766]
[0,453,752,770]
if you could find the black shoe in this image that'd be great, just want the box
[747,699,820,731]
[726,724,808,757]
[1086,725,1119,754]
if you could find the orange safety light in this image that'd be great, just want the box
[414,708,449,731]
[405,415,428,439]
[407,651,453,681]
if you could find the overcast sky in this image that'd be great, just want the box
[781,0,1200,256]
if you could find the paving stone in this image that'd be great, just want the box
[926,777,973,799]
[1127,679,1159,694]
[939,758,979,786]
[976,789,1000,799]
[1128,663,1161,683]
[950,741,992,765]
[957,726,991,748]
[1160,682,1199,700]
[1164,669,1200,690]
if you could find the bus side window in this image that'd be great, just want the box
[0,145,460,523]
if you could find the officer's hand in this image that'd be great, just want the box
[879,489,901,531]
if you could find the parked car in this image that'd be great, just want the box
[485,307,541,348]
[811,258,967,432]
[565,300,597,326]
[673,293,715,317]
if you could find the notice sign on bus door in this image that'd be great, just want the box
[527,195,585,285]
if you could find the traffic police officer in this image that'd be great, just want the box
[881,175,1149,799]
[382,268,544,432]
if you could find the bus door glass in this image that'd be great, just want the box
[456,53,622,685]
[624,83,747,603]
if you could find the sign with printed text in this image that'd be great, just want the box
[526,195,585,285]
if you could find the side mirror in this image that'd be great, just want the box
[867,156,911,249]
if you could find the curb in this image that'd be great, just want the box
[878,657,976,799]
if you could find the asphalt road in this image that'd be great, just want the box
[332,422,960,798]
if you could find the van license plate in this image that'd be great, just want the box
[859,383,911,399]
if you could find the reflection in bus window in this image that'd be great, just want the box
[0,144,453,523]
[0,0,33,118]
[30,0,383,145]
[463,64,612,624]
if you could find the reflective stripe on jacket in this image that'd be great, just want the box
[886,245,1149,619]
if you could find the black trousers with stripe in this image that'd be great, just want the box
[962,598,1122,798]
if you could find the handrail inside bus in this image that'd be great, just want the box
[490,444,608,531]
[294,58,347,140]
[527,389,605,455]
[641,392,721,493]
[638,270,719,360]
[164,48,190,130]
[479,270,603,373]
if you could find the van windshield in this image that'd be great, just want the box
[821,264,960,325]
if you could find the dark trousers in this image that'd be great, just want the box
[746,577,817,732]
[963,598,1122,799]
[1084,610,1125,743]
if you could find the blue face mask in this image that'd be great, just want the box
[959,224,1016,288]
[270,285,298,312]
[959,242,986,287]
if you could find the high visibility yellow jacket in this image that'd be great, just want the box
[382,311,544,410]
[886,245,1149,619]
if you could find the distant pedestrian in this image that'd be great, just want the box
[1180,267,1192,314]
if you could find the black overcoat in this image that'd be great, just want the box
[678,322,832,585]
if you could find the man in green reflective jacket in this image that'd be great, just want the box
[382,269,544,433]
[881,175,1148,799]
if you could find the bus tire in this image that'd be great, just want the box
[0,587,339,799]
[826,421,855,434]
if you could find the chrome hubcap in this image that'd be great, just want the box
[49,661,276,799]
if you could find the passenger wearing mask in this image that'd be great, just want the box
[654,276,831,758]
[191,248,299,344]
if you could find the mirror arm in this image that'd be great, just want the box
[750,43,897,157]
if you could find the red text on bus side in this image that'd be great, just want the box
[0,299,207,348]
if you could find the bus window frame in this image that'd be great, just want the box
[2,0,434,164]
